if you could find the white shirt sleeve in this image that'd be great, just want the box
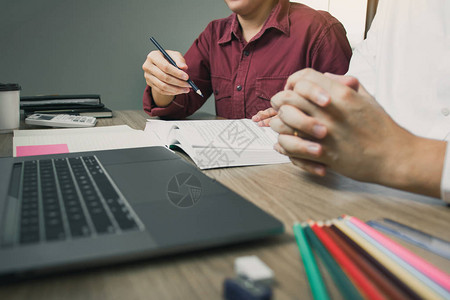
[441,141,450,203]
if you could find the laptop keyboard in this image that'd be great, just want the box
[3,155,142,247]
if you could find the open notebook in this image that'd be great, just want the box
[145,119,290,169]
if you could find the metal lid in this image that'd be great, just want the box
[0,83,21,91]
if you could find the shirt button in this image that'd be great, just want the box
[236,85,242,91]
[243,50,250,56]
[442,108,450,116]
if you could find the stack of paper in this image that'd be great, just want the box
[13,125,161,157]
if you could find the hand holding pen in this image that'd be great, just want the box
[142,37,203,107]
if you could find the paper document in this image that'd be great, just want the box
[13,125,161,157]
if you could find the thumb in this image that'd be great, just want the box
[324,73,360,91]
[168,50,188,71]
[355,80,372,98]
[325,73,375,103]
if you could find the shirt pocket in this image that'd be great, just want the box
[255,76,288,102]
[211,76,233,118]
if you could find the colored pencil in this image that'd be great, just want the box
[324,223,412,300]
[331,224,420,300]
[309,222,385,300]
[335,219,444,300]
[367,219,450,260]
[350,216,450,292]
[303,225,364,300]
[345,217,450,299]
[293,223,330,300]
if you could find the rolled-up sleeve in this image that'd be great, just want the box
[143,25,213,119]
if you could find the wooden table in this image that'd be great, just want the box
[1,110,449,300]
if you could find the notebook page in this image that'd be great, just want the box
[152,119,278,150]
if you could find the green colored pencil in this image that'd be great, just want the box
[304,225,364,300]
[293,223,330,300]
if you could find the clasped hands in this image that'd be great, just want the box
[263,68,414,184]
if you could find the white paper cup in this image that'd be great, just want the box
[0,83,21,133]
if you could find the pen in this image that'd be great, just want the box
[149,37,203,97]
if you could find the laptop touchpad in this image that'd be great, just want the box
[104,160,228,204]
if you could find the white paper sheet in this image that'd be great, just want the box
[13,125,162,157]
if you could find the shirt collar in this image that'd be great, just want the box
[218,0,290,45]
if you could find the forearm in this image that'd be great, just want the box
[380,136,446,199]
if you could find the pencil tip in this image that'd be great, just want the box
[196,90,204,97]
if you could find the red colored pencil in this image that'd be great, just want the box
[310,222,386,300]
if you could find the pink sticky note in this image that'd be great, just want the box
[16,144,69,157]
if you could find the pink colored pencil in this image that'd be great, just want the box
[347,216,450,292]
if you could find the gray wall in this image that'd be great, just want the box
[0,0,230,114]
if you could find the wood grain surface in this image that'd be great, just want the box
[0,110,448,300]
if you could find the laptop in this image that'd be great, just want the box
[0,146,284,280]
